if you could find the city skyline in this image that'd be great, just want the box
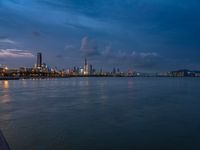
[1,1,200,149]
[1,52,200,78]
[0,0,200,72]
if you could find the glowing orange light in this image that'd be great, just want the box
[1,80,11,104]
[3,80,9,89]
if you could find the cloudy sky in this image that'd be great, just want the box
[0,0,200,72]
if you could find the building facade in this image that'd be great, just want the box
[37,52,42,68]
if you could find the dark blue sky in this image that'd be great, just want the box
[0,0,200,72]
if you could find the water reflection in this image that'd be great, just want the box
[128,79,133,90]
[3,80,9,89]
[79,79,89,86]
[0,80,11,104]
[0,80,12,125]
[21,80,28,88]
[99,80,108,104]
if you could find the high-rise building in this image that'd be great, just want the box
[113,67,116,74]
[84,58,87,67]
[37,52,42,68]
[83,58,94,75]
[84,58,89,75]
[89,64,93,75]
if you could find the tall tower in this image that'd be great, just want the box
[37,52,42,68]
[84,58,87,66]
[84,58,89,75]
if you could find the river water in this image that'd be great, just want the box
[0,78,200,150]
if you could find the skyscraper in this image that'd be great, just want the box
[113,67,116,74]
[84,58,87,67]
[37,52,42,68]
[89,64,93,75]
[84,58,89,75]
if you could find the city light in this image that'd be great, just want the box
[0,52,200,79]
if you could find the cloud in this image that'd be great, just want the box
[79,37,160,70]
[101,44,158,59]
[0,37,16,44]
[102,43,113,56]
[65,44,74,50]
[0,49,34,58]
[80,36,99,57]
[1,0,113,32]
[32,31,41,37]
[55,54,64,59]
[129,51,160,68]
[99,44,160,69]
[132,51,158,58]
[1,0,199,71]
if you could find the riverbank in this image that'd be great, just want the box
[0,77,20,80]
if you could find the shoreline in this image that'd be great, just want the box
[0,76,200,80]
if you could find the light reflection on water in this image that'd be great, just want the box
[128,79,134,90]
[0,80,11,104]
[0,80,12,129]
[3,80,9,89]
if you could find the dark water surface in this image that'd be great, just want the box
[0,78,200,150]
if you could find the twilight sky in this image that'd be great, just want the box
[0,0,200,72]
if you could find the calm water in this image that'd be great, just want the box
[0,78,200,150]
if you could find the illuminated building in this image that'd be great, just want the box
[83,58,89,75]
[83,58,94,75]
[37,52,42,68]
